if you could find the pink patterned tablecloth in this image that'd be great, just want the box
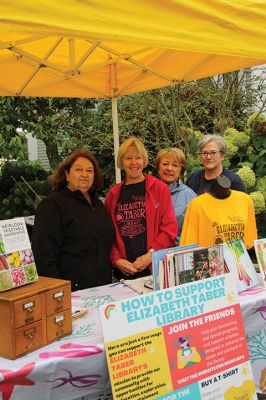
[0,283,265,400]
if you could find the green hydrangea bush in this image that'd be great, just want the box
[233,113,266,237]
[236,166,256,189]
[187,112,266,237]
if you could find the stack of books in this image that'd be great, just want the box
[152,244,224,291]
[152,238,263,293]
[120,238,265,295]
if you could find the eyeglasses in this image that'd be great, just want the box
[199,151,222,158]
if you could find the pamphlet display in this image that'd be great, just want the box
[100,274,256,400]
[254,238,266,287]
[221,238,260,292]
[0,217,38,291]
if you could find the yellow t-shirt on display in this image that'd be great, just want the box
[180,191,257,249]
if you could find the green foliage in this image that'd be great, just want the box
[249,191,265,215]
[247,112,265,128]
[0,97,96,168]
[0,69,265,236]
[225,141,239,159]
[0,161,51,220]
[224,128,250,148]
[0,160,48,194]
[256,176,266,199]
[236,166,256,189]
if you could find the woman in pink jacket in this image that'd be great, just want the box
[105,137,178,280]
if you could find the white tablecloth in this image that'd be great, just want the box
[0,283,265,400]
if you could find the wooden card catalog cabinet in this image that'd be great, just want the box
[0,276,72,359]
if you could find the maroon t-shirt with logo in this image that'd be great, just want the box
[114,181,149,279]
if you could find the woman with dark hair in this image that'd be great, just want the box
[32,148,115,291]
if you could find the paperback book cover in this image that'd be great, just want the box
[254,238,266,287]
[164,252,179,288]
[193,246,224,281]
[221,238,260,293]
[0,217,38,291]
[176,251,195,284]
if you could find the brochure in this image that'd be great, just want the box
[254,238,266,287]
[221,238,260,293]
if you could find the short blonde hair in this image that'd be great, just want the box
[155,148,186,176]
[117,137,149,169]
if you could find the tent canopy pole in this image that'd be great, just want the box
[111,96,121,183]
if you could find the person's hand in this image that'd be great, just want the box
[115,259,139,276]
[133,251,152,271]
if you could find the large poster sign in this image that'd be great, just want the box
[100,274,256,400]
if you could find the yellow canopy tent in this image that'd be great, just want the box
[0,0,266,181]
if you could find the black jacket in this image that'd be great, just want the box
[32,188,115,291]
[186,168,247,195]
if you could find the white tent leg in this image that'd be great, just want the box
[111,96,121,183]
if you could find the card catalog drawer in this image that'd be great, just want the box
[46,309,72,342]
[14,294,43,329]
[15,320,45,358]
[45,285,71,316]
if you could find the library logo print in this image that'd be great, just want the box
[105,304,116,319]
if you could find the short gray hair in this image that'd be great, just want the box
[198,134,227,155]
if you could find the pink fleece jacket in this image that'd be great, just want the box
[104,174,178,269]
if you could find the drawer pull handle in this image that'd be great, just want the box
[54,291,64,302]
[55,315,65,326]
[26,333,34,340]
[24,328,36,340]
[23,301,35,311]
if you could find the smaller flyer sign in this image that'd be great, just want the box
[0,217,38,291]
[100,274,256,400]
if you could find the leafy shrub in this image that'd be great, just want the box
[236,166,256,189]
[250,191,265,215]
[0,161,51,220]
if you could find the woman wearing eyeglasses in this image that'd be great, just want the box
[186,134,246,195]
